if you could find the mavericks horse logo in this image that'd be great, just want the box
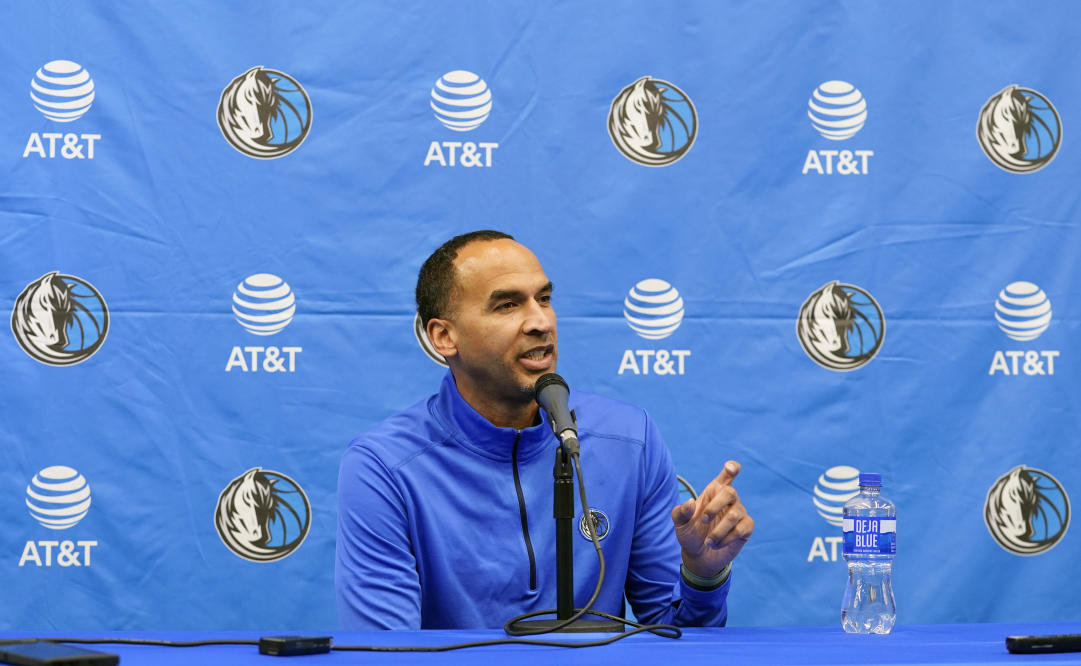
[215,468,311,562]
[977,85,1060,173]
[797,281,884,371]
[608,76,697,166]
[579,508,610,542]
[217,66,312,159]
[11,271,109,366]
[985,465,1069,556]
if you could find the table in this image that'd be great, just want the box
[2,623,1078,664]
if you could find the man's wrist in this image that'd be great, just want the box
[680,561,731,591]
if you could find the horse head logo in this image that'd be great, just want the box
[977,85,1060,173]
[221,67,278,146]
[217,67,311,159]
[608,76,696,166]
[800,281,853,357]
[797,281,884,371]
[14,271,74,352]
[979,86,1031,163]
[215,467,310,562]
[985,465,1069,555]
[11,272,108,366]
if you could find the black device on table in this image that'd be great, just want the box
[1006,633,1081,654]
[0,641,118,666]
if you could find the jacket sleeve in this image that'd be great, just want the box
[335,441,421,629]
[623,415,731,627]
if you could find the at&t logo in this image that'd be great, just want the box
[985,465,1069,555]
[225,274,302,372]
[988,281,1058,376]
[807,466,860,562]
[424,70,498,168]
[977,85,1060,173]
[802,81,873,175]
[608,77,696,166]
[797,281,884,371]
[217,67,312,159]
[23,60,101,160]
[618,279,690,376]
[19,466,99,567]
[11,271,109,366]
[215,468,311,562]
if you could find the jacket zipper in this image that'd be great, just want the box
[511,431,538,590]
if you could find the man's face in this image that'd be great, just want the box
[435,239,557,416]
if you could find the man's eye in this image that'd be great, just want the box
[496,302,516,310]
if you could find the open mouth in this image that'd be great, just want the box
[520,345,554,367]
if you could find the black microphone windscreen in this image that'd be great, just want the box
[534,373,568,398]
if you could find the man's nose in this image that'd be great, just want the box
[522,300,555,335]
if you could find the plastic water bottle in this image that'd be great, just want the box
[841,472,896,634]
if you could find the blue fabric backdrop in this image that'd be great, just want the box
[2,0,1078,630]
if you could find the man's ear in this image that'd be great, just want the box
[426,317,458,358]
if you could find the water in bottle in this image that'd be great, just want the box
[841,472,896,634]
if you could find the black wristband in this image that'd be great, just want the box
[680,562,731,591]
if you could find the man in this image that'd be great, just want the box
[336,230,753,629]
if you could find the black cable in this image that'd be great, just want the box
[501,451,681,642]
[14,450,685,654]
[19,638,259,647]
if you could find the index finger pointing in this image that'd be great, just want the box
[714,460,741,486]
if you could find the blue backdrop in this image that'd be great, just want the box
[2,0,1079,630]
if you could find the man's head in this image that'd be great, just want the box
[417,231,557,428]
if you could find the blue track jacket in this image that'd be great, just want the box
[336,372,730,629]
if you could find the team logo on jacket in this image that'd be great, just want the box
[977,85,1060,173]
[12,272,109,366]
[215,468,311,562]
[797,281,884,371]
[579,508,610,541]
[608,77,696,166]
[217,67,312,159]
[414,313,448,366]
[985,465,1069,555]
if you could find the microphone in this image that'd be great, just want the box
[534,373,579,455]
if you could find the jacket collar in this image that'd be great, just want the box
[432,371,556,462]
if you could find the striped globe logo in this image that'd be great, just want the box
[430,70,491,131]
[232,273,296,336]
[813,466,860,527]
[995,282,1051,341]
[30,60,95,122]
[623,279,684,340]
[808,81,866,140]
[26,466,92,530]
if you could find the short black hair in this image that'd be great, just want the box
[416,230,515,327]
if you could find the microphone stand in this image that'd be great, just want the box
[515,438,623,633]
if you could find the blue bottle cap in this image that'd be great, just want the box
[859,472,882,486]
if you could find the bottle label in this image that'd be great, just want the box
[842,517,896,555]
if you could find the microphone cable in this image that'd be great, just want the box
[501,449,680,640]
[25,451,685,654]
